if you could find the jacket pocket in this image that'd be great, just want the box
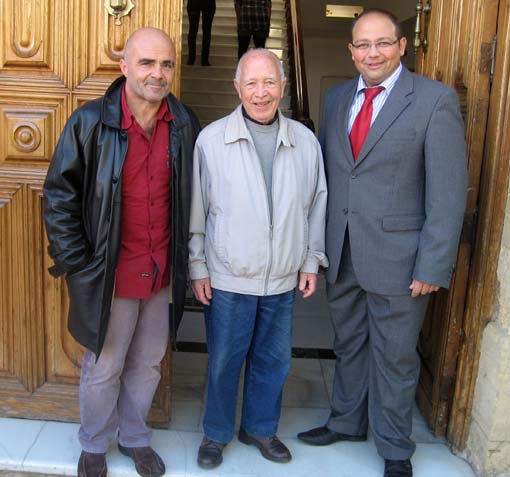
[382,214,425,232]
[212,214,228,263]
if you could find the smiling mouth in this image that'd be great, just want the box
[365,62,384,70]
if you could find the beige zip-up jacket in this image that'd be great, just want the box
[188,106,328,296]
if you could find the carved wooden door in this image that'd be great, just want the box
[414,0,499,437]
[0,0,182,425]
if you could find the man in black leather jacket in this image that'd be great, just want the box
[43,27,200,477]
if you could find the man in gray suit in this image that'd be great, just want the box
[298,9,467,477]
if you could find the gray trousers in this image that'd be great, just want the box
[326,238,429,460]
[78,287,169,453]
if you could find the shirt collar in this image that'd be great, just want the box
[121,86,174,130]
[225,105,294,148]
[355,62,403,95]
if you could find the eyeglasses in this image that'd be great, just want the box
[351,39,400,51]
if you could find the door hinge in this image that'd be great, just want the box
[480,36,497,84]
[490,35,497,84]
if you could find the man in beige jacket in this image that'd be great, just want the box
[188,48,327,469]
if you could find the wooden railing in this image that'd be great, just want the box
[285,0,314,131]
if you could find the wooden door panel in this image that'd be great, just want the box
[0,0,183,425]
[75,0,183,93]
[0,93,68,167]
[415,0,498,436]
[1,0,69,85]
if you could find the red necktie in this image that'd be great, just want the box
[349,87,385,160]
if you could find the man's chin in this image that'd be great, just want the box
[145,93,168,104]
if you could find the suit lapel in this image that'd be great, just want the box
[354,68,414,167]
[335,80,358,164]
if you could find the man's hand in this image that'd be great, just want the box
[299,272,317,298]
[409,279,440,298]
[191,278,213,305]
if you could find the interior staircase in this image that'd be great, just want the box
[180,0,291,126]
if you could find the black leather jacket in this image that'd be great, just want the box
[43,76,200,356]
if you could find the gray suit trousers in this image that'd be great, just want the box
[326,235,429,460]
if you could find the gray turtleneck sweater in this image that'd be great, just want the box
[245,116,279,218]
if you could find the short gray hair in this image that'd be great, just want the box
[234,48,286,82]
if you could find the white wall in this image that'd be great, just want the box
[303,35,357,132]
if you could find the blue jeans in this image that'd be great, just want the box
[203,288,294,443]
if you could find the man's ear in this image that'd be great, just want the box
[281,79,287,98]
[120,59,128,77]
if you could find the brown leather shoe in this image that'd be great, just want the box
[197,436,225,469]
[118,444,165,477]
[238,428,292,463]
[77,451,107,477]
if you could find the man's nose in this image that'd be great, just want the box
[367,43,381,55]
[254,83,266,96]
[151,65,163,78]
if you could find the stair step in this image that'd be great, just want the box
[181,42,286,58]
[181,33,287,51]
[181,24,286,38]
[182,9,286,24]
[181,64,237,79]
[182,51,289,67]
[180,77,236,93]
[214,0,286,11]
[182,92,240,108]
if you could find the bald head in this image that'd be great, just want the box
[124,27,175,62]
[235,48,285,83]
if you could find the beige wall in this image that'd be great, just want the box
[465,185,510,477]
[302,35,356,131]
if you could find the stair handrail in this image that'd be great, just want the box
[285,0,314,131]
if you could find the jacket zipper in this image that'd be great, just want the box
[262,146,277,296]
[264,222,273,295]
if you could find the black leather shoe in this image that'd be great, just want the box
[197,436,225,469]
[77,451,107,477]
[238,428,292,463]
[118,444,165,477]
[297,425,367,445]
[384,459,413,477]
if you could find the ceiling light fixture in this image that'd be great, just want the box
[325,5,363,18]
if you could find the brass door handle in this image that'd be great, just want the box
[105,0,135,26]
[414,0,432,54]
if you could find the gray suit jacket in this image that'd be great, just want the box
[321,67,467,295]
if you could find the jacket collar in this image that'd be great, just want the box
[224,105,295,148]
[101,76,191,131]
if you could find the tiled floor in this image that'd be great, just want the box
[0,351,475,477]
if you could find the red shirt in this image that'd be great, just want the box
[114,88,174,299]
